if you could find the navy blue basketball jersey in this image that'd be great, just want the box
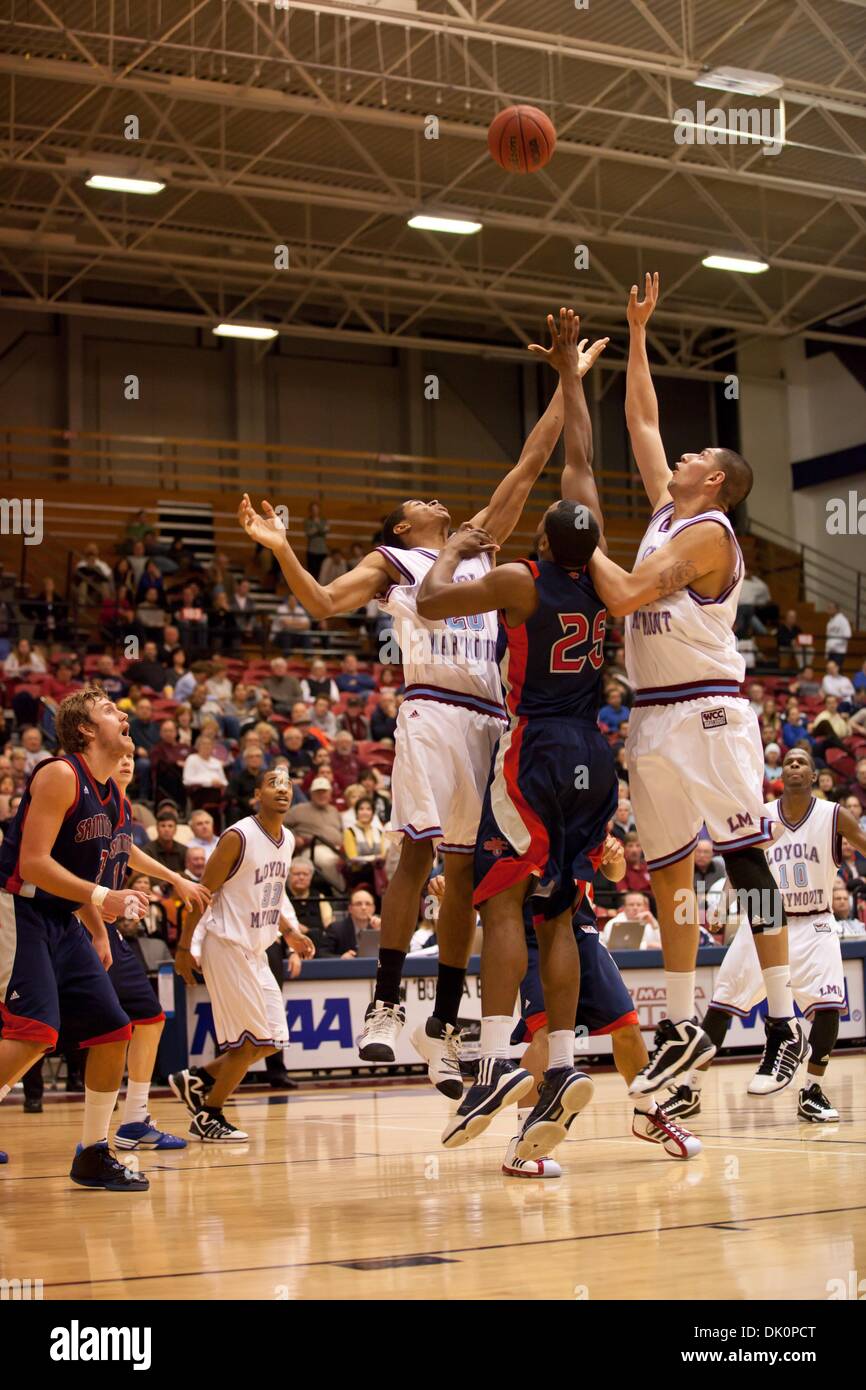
[102,796,134,899]
[0,753,123,914]
[498,559,606,720]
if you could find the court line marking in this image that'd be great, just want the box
[34,1202,866,1292]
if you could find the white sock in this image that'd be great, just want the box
[122,1079,151,1128]
[0,1084,10,1103]
[762,966,793,1019]
[665,971,695,1023]
[547,1030,575,1071]
[82,1088,119,1149]
[516,1105,533,1130]
[632,1093,657,1114]
[480,1016,513,1059]
[691,1068,707,1092]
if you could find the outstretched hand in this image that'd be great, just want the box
[446,523,499,559]
[529,307,608,379]
[627,271,659,329]
[238,493,287,552]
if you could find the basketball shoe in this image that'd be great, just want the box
[660,1083,702,1120]
[411,1017,463,1099]
[441,1058,534,1149]
[189,1108,249,1142]
[357,999,406,1062]
[115,1116,187,1150]
[169,1067,210,1116]
[70,1141,150,1191]
[797,1081,839,1122]
[747,1017,808,1095]
[516,1068,594,1160]
[628,1018,715,1095]
[501,1135,561,1179]
[632,1106,702,1158]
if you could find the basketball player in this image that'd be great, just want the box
[0,689,152,1190]
[169,767,314,1141]
[587,272,806,1096]
[502,835,700,1177]
[416,310,620,1152]
[663,747,866,1123]
[81,752,211,1150]
[236,337,604,1097]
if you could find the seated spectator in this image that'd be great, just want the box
[130,695,161,789]
[339,693,370,741]
[324,887,381,959]
[782,700,813,750]
[358,767,391,824]
[602,892,661,950]
[335,653,376,696]
[284,777,345,890]
[747,682,765,719]
[174,584,209,654]
[92,652,128,702]
[302,658,339,704]
[226,744,265,822]
[853,658,866,695]
[287,857,334,934]
[821,658,855,703]
[735,568,775,636]
[187,808,219,860]
[838,836,866,893]
[224,680,258,723]
[135,559,165,605]
[209,590,240,652]
[302,748,334,793]
[842,793,866,833]
[693,838,725,892]
[125,640,171,692]
[831,880,866,937]
[204,655,233,706]
[0,773,16,821]
[174,703,195,746]
[789,665,821,698]
[240,691,279,736]
[319,548,348,586]
[183,731,228,792]
[75,542,114,605]
[182,844,207,884]
[847,758,866,815]
[262,656,303,713]
[150,718,188,805]
[370,690,398,742]
[271,591,312,652]
[230,578,259,641]
[810,695,852,752]
[309,694,338,740]
[599,686,630,734]
[135,586,167,641]
[343,796,385,885]
[19,727,50,776]
[815,768,839,802]
[283,725,314,784]
[763,742,784,786]
[615,834,652,898]
[610,794,635,841]
[150,808,187,875]
[330,730,369,793]
[759,696,782,746]
[4,637,47,677]
[340,783,365,828]
[777,608,802,668]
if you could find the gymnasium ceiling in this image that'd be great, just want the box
[1,0,865,375]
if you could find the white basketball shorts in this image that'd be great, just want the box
[200,931,288,1051]
[391,697,505,853]
[626,697,772,871]
[711,914,846,1018]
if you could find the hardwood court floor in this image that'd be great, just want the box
[2,1056,864,1301]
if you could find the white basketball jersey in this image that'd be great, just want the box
[625,502,745,704]
[376,544,505,716]
[199,815,295,955]
[764,796,842,917]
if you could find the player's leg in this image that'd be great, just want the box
[792,922,845,1121]
[411,849,472,1099]
[104,923,186,1151]
[358,835,434,1062]
[502,1024,563,1178]
[187,1040,264,1141]
[440,879,535,1149]
[798,1010,841,1122]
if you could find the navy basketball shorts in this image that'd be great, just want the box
[473,716,618,921]
[0,895,131,1051]
[511,926,639,1045]
[105,921,164,1027]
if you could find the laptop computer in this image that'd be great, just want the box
[356,929,382,958]
[606,920,645,951]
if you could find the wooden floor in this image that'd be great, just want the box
[2,1056,864,1301]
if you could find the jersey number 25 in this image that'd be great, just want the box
[550,610,605,674]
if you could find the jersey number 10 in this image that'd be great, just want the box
[550,610,606,674]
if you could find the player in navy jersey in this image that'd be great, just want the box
[417,309,656,1154]
[82,752,211,1151]
[0,688,152,1189]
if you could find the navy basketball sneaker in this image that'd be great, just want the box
[516,1067,594,1159]
[70,1141,150,1191]
[441,1058,534,1149]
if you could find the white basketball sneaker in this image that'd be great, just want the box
[411,1017,464,1100]
[357,999,406,1062]
[501,1135,561,1179]
[632,1106,702,1159]
[747,1017,808,1095]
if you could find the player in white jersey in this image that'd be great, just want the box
[588,272,806,1097]
[664,747,866,1122]
[236,344,604,1095]
[169,768,314,1142]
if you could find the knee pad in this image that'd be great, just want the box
[808,1009,840,1068]
[721,845,786,933]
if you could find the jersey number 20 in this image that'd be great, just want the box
[550,610,605,674]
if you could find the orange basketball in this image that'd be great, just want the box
[487,105,556,174]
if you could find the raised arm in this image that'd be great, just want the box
[589,519,733,617]
[417,528,535,621]
[127,842,212,914]
[626,272,673,512]
[238,495,393,618]
[527,308,609,552]
[465,381,563,546]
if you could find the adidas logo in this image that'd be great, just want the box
[408,710,420,718]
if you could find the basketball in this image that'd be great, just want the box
[487,104,556,174]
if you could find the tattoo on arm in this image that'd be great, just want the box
[655,559,699,598]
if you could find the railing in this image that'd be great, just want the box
[749,516,866,631]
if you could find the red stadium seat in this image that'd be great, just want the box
[826,747,857,781]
